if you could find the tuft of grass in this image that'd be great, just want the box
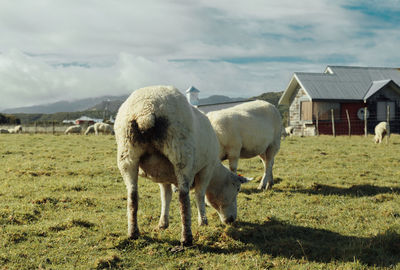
[94,254,123,269]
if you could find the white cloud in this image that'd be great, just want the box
[0,50,119,108]
[0,0,399,110]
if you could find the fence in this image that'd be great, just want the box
[0,122,92,134]
[308,106,399,139]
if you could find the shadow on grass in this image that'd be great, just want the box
[114,234,239,255]
[114,236,180,251]
[114,217,400,266]
[292,183,400,197]
[222,218,400,267]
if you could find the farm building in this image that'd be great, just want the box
[74,116,102,125]
[279,66,400,136]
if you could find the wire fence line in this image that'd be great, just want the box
[0,122,95,134]
[300,108,399,138]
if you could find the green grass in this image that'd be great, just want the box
[0,134,399,269]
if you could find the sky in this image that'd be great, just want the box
[1,0,400,110]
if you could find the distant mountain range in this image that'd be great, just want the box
[1,95,129,114]
[2,94,249,114]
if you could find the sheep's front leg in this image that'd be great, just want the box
[195,190,208,226]
[158,183,172,229]
[228,157,239,173]
[194,169,213,226]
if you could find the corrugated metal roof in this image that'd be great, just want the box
[288,66,400,102]
[363,79,391,101]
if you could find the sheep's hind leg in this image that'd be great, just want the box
[176,173,193,246]
[119,159,140,239]
[164,139,195,246]
[158,183,172,229]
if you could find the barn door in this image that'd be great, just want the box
[377,101,395,121]
[300,101,312,121]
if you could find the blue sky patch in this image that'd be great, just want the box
[343,3,400,26]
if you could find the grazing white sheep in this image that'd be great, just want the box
[282,126,294,138]
[84,125,95,135]
[207,100,282,190]
[8,125,23,134]
[64,125,82,134]
[94,122,114,135]
[0,129,9,134]
[374,121,387,144]
[114,85,249,246]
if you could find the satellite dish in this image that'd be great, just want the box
[357,108,370,120]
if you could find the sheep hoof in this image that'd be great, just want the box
[128,229,140,239]
[199,219,208,226]
[157,223,169,230]
[181,236,193,247]
[265,182,273,190]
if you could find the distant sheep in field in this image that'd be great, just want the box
[65,125,82,134]
[114,85,249,246]
[84,125,95,135]
[207,100,282,190]
[0,129,9,134]
[8,125,23,134]
[282,126,294,138]
[374,122,387,144]
[94,122,114,135]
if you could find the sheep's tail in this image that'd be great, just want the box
[129,113,169,144]
[136,114,156,131]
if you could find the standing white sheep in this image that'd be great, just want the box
[94,122,114,135]
[374,122,387,144]
[8,125,23,134]
[114,85,249,246]
[207,100,282,190]
[282,126,294,138]
[64,125,82,134]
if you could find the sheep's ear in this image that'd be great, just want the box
[237,175,253,184]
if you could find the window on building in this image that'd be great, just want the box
[377,101,395,121]
[313,102,340,120]
[300,101,312,121]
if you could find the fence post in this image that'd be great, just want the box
[52,121,55,135]
[316,112,319,136]
[331,109,335,137]
[386,105,390,144]
[364,107,368,137]
[35,122,37,134]
[346,109,351,137]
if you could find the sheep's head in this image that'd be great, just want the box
[205,171,250,224]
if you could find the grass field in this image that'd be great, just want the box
[0,134,399,269]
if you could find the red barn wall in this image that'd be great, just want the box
[316,102,365,135]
